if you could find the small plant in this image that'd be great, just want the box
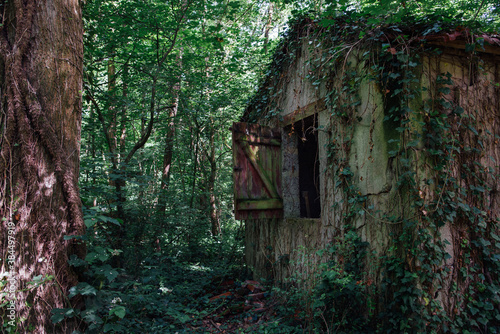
[270,233,372,333]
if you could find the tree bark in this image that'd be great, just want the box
[207,126,220,236]
[208,162,220,236]
[106,56,127,220]
[0,1,85,332]
[157,105,177,213]
[157,51,182,214]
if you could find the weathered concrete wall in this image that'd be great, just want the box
[246,39,345,282]
[247,39,397,283]
[244,36,500,305]
[419,50,500,311]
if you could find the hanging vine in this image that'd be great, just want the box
[243,13,500,332]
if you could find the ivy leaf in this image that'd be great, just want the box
[103,323,125,332]
[68,254,87,267]
[69,282,97,298]
[94,264,119,282]
[84,218,97,228]
[97,215,122,226]
[465,43,476,52]
[469,306,479,315]
[484,302,494,311]
[319,19,336,27]
[85,247,110,262]
[51,308,76,324]
[109,305,126,319]
[82,309,103,324]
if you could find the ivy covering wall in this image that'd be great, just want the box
[243,15,500,332]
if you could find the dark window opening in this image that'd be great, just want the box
[297,116,321,218]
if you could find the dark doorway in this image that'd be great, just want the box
[297,116,320,218]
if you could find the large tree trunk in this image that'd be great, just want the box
[0,1,85,332]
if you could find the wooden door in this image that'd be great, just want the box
[232,122,283,219]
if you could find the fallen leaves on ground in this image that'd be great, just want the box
[188,278,275,333]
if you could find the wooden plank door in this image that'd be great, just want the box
[232,122,283,219]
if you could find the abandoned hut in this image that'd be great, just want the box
[232,17,500,328]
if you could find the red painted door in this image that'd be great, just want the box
[232,122,283,219]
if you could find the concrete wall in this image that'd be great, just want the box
[244,38,500,307]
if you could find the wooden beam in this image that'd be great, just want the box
[237,199,283,210]
[428,41,500,56]
[281,98,326,127]
[235,137,281,146]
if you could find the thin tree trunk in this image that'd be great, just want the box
[0,1,85,332]
[106,56,126,220]
[157,52,182,214]
[157,106,177,213]
[190,127,201,208]
[208,126,221,236]
[120,62,128,152]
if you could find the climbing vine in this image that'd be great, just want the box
[244,12,500,333]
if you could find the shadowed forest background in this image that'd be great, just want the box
[1,0,500,333]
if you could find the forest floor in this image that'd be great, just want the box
[187,277,280,333]
[101,255,301,334]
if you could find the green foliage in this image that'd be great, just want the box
[321,0,500,31]
[55,231,252,332]
[242,4,500,332]
[53,207,248,333]
[269,233,371,333]
[313,231,371,333]
[69,1,500,332]
[80,0,280,274]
